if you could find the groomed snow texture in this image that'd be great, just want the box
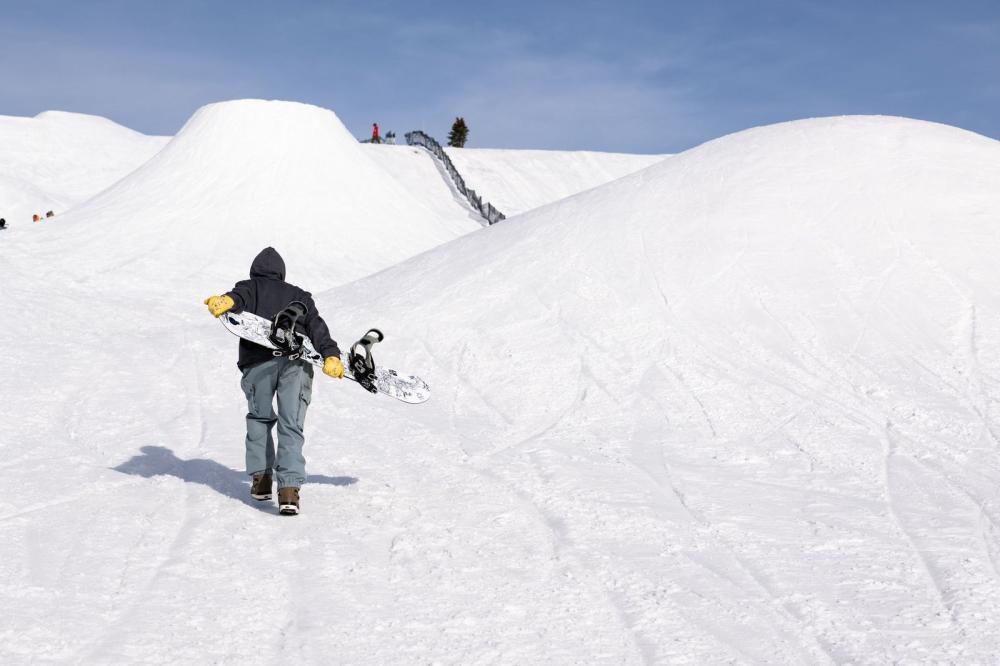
[2,102,1000,664]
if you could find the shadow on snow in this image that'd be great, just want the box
[112,445,358,512]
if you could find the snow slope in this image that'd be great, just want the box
[445,146,667,216]
[14,100,480,289]
[321,115,1000,662]
[360,142,485,228]
[0,111,167,225]
[3,112,1000,663]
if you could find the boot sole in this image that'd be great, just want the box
[251,493,272,501]
[279,504,299,515]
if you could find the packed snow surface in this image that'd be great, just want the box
[321,115,1000,663]
[359,142,485,228]
[445,146,667,216]
[0,110,167,224]
[3,107,1000,664]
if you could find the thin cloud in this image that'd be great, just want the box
[0,2,997,150]
[435,54,705,152]
[0,21,264,133]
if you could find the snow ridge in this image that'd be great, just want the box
[0,110,167,223]
[13,100,481,289]
[3,109,1000,662]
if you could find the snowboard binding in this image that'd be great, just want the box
[349,328,384,394]
[268,301,309,359]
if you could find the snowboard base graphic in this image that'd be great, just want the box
[220,311,430,404]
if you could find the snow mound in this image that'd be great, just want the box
[5,113,1000,662]
[30,100,479,288]
[444,146,667,216]
[318,115,1000,661]
[0,110,167,224]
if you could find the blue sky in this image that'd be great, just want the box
[0,0,997,153]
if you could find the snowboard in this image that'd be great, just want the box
[219,310,430,404]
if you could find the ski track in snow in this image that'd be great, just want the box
[3,109,1000,663]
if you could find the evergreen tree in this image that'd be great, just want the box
[447,117,469,148]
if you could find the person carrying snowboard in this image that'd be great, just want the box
[203,247,345,515]
[371,122,380,144]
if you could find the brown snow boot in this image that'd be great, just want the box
[250,473,273,501]
[278,487,300,515]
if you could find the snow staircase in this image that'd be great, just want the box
[405,130,506,225]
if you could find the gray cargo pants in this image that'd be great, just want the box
[240,356,314,489]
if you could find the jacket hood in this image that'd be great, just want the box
[249,247,285,280]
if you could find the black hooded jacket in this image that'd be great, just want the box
[226,247,341,370]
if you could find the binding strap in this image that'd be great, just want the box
[269,301,309,358]
[349,328,384,394]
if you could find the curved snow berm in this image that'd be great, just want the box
[0,110,167,223]
[321,116,1000,662]
[32,100,479,288]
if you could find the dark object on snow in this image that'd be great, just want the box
[278,487,300,515]
[0,218,6,229]
[224,247,340,370]
[448,117,468,148]
[348,329,384,394]
[267,300,310,357]
[250,472,272,501]
[385,131,396,145]
[45,210,54,218]
[406,130,504,225]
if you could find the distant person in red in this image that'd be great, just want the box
[371,122,381,144]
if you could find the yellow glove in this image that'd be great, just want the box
[204,294,235,318]
[323,356,345,379]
